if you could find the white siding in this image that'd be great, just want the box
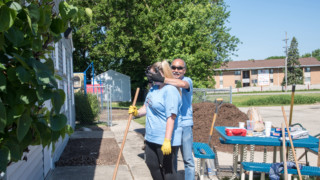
[54,42,59,70]
[95,70,131,102]
[7,146,43,180]
[5,1,76,179]
[62,44,66,74]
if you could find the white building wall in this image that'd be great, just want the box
[5,0,76,179]
[6,146,43,180]
[95,70,131,102]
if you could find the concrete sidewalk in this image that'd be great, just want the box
[46,119,187,180]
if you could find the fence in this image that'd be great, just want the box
[193,86,233,104]
[86,84,113,126]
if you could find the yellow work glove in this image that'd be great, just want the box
[128,105,138,117]
[161,138,171,155]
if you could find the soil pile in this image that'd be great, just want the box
[193,102,248,153]
[56,126,125,166]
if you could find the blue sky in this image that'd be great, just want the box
[224,0,320,61]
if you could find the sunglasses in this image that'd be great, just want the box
[171,66,184,70]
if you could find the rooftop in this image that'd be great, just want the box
[215,57,320,70]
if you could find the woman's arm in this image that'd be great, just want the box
[161,114,176,155]
[137,104,147,117]
[164,114,176,139]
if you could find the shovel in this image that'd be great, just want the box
[281,106,302,180]
[113,88,140,180]
[208,98,223,146]
[206,98,223,178]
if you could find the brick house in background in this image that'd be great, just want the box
[214,57,320,89]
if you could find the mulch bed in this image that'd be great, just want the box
[55,138,125,166]
[193,102,273,153]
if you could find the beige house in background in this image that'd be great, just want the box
[214,57,320,89]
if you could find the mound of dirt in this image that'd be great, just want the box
[193,102,248,153]
[55,138,125,166]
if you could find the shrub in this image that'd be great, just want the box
[75,92,100,124]
[236,81,242,88]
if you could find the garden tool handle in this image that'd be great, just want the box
[281,123,288,180]
[113,88,140,180]
[208,98,223,146]
[281,106,302,180]
[289,84,296,126]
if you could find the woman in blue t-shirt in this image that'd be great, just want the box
[129,60,182,180]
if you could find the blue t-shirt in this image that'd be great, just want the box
[144,85,182,146]
[180,76,193,127]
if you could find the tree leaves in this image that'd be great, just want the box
[0,71,6,92]
[85,8,92,20]
[52,89,65,114]
[17,111,32,142]
[71,0,239,89]
[0,146,10,172]
[50,18,64,34]
[50,114,67,131]
[4,26,24,47]
[0,101,6,133]
[0,0,88,173]
[59,1,78,21]
[27,3,40,23]
[0,5,17,32]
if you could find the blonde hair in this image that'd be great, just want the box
[151,60,181,95]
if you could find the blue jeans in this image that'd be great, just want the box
[174,126,195,180]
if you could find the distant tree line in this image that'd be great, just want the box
[70,0,240,90]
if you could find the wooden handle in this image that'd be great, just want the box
[317,139,320,180]
[281,106,302,180]
[289,84,296,125]
[113,88,140,180]
[282,123,288,180]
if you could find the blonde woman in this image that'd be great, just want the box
[129,60,182,180]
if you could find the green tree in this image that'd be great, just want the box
[265,56,286,60]
[70,0,240,89]
[301,53,311,58]
[311,49,320,60]
[282,37,303,86]
[301,49,320,60]
[236,80,242,88]
[0,0,90,173]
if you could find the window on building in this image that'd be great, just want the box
[243,71,249,78]
[251,79,257,84]
[305,67,311,72]
[234,71,241,75]
[251,70,257,75]
[305,77,311,82]
[220,80,223,86]
[270,79,274,83]
[269,69,273,74]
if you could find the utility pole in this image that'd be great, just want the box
[283,32,288,92]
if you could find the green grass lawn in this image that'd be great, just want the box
[134,116,146,126]
[232,89,320,94]
[232,93,320,107]
[107,102,144,109]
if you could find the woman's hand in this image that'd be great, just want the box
[128,106,138,117]
[161,138,171,155]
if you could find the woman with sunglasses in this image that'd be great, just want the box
[147,58,195,180]
[128,60,182,180]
